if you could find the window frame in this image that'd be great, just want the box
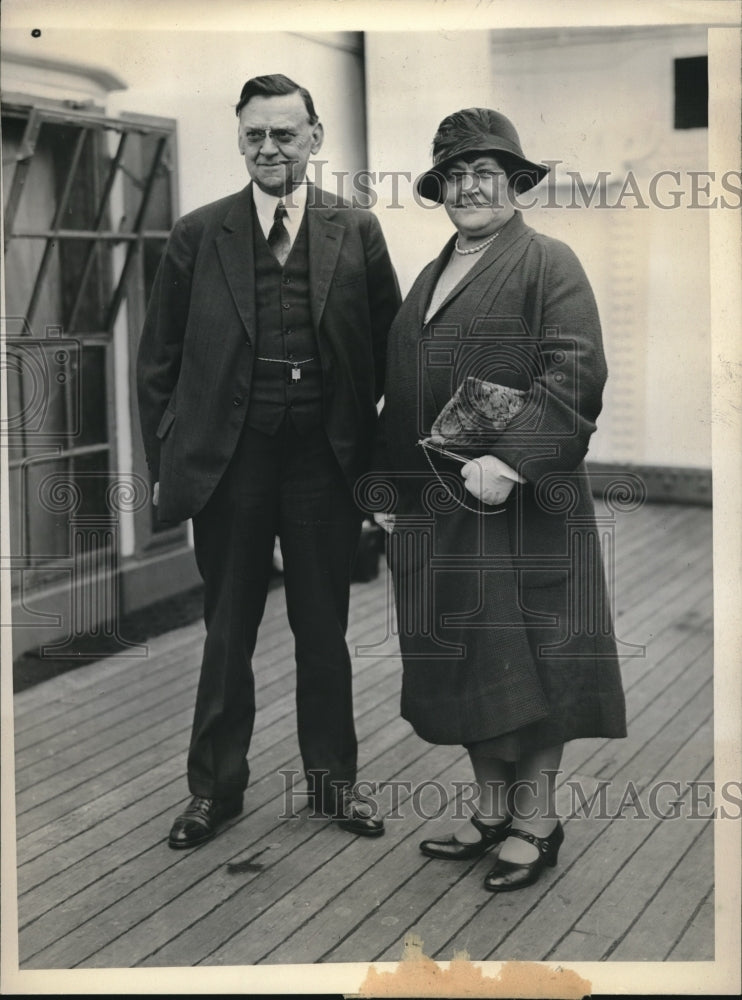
[3,95,187,583]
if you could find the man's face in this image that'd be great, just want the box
[237,92,324,196]
[442,154,514,239]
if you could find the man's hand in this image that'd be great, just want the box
[373,511,395,534]
[153,482,160,507]
[461,456,518,506]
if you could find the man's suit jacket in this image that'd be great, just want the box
[137,183,401,524]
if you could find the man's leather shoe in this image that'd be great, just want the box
[334,789,385,838]
[420,815,511,860]
[168,794,243,849]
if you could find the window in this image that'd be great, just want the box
[674,55,708,130]
[3,100,177,587]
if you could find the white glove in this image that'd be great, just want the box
[153,482,159,507]
[461,455,523,506]
[373,511,395,534]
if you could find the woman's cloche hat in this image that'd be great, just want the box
[416,107,549,204]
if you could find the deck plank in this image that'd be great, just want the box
[603,814,714,961]
[271,582,714,963]
[188,753,471,968]
[437,701,713,965]
[18,663,405,950]
[542,763,715,962]
[369,632,713,962]
[13,502,717,968]
[25,720,430,968]
[14,588,395,848]
[16,595,392,833]
[321,679,713,965]
[666,887,715,961]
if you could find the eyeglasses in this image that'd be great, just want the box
[241,127,302,147]
[444,168,506,186]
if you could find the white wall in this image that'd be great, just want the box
[365,26,712,470]
[364,31,495,296]
[2,27,367,563]
[487,26,710,469]
[3,22,717,471]
[3,28,367,216]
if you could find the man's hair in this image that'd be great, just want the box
[235,74,319,124]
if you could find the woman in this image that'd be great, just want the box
[373,108,626,893]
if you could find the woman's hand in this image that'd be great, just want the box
[373,512,396,534]
[461,456,520,506]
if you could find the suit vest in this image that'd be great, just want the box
[247,208,323,436]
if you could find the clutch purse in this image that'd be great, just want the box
[420,376,526,453]
[418,377,527,514]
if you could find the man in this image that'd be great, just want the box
[137,74,400,849]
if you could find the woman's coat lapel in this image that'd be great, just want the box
[412,212,534,414]
[417,211,533,329]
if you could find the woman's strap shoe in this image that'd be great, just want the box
[420,815,511,861]
[483,821,564,892]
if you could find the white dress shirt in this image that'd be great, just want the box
[252,180,308,252]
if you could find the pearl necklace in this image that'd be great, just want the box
[454,230,501,256]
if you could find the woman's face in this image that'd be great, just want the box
[442,154,515,243]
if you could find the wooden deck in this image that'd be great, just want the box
[11,500,715,971]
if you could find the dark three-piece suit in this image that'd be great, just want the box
[137,182,401,806]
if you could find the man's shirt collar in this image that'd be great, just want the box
[252,181,308,243]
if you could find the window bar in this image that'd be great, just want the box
[14,356,32,557]
[104,134,169,333]
[25,126,90,331]
[10,229,171,240]
[68,130,131,333]
[63,340,77,489]
[31,105,172,137]
[8,441,110,470]
[3,108,43,251]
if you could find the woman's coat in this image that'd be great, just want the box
[375,211,627,751]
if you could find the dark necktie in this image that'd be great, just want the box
[267,201,291,266]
